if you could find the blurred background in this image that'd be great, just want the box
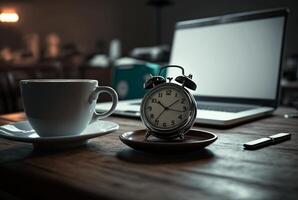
[1,0,298,114]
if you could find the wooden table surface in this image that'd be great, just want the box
[0,108,297,200]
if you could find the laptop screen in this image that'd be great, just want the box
[169,13,286,101]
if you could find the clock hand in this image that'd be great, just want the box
[157,101,167,109]
[156,108,166,120]
[156,100,182,119]
[167,99,180,109]
[167,108,184,113]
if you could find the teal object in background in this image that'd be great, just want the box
[113,63,166,100]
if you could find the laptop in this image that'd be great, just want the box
[97,8,288,126]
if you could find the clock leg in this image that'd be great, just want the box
[144,131,151,140]
[179,131,185,140]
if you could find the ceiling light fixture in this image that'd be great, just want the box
[0,10,19,23]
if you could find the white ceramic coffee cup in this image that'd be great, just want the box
[20,79,118,137]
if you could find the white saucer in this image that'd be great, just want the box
[0,120,119,150]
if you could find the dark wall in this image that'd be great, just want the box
[162,0,298,55]
[0,24,22,49]
[0,0,156,54]
[0,0,298,55]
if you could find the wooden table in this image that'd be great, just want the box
[0,108,297,200]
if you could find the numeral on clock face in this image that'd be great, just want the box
[166,89,172,95]
[181,98,186,104]
[152,98,157,103]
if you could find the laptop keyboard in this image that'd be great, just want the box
[129,101,254,113]
[197,103,254,113]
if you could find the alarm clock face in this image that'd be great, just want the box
[142,84,192,131]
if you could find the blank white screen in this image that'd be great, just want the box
[169,17,284,99]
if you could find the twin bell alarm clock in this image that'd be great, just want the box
[140,65,197,140]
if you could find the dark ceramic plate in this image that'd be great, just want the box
[119,129,217,154]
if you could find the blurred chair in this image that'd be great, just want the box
[0,72,13,113]
[0,64,63,113]
[284,55,298,81]
[281,55,298,106]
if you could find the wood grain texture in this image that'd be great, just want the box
[0,108,297,200]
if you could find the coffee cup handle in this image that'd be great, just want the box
[89,86,118,122]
